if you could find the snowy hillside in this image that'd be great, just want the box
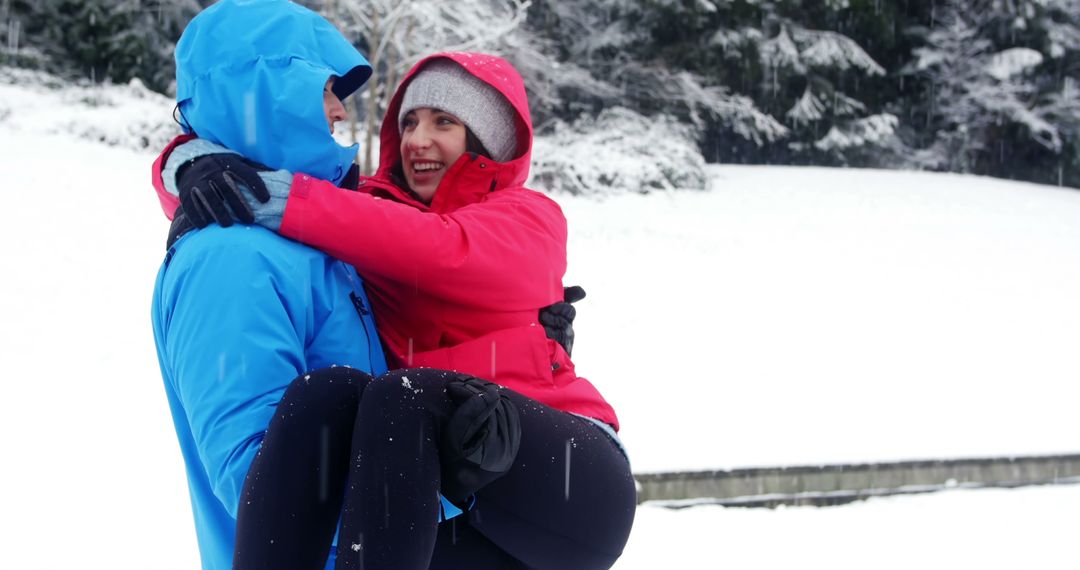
[2,72,1079,568]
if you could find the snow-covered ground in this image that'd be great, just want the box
[2,73,1078,568]
[621,484,1080,569]
[565,164,1080,472]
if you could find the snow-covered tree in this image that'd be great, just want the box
[517,0,656,124]
[1,0,44,68]
[1006,0,1080,187]
[531,107,709,196]
[1042,77,1080,186]
[5,0,1078,190]
[737,8,891,164]
[618,0,903,165]
[813,112,905,166]
[906,0,1071,177]
[524,0,786,167]
[2,0,206,93]
[637,67,789,145]
[497,26,622,127]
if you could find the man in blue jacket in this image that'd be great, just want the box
[150,2,385,568]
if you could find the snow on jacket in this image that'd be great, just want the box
[150,2,384,569]
[281,53,619,429]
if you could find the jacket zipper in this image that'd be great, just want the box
[339,262,381,374]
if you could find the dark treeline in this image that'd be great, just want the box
[0,0,208,92]
[521,0,1080,189]
[2,0,1078,189]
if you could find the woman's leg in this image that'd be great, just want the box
[334,368,455,568]
[334,368,636,570]
[456,392,637,570]
[233,366,373,570]
[428,517,525,569]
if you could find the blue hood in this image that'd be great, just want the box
[175,0,371,185]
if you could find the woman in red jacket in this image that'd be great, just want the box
[161,53,635,569]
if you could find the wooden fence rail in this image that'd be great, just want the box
[634,453,1080,508]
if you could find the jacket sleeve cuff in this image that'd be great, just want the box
[152,134,197,220]
[280,173,319,240]
[160,138,237,197]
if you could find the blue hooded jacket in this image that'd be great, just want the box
[151,2,383,568]
[175,0,370,185]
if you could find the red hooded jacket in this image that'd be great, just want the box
[153,52,618,430]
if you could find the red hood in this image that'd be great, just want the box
[375,53,534,209]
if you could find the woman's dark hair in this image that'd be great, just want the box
[465,128,491,159]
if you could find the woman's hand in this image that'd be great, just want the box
[440,375,522,503]
[539,285,586,356]
[176,153,272,228]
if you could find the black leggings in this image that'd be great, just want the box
[233,367,636,569]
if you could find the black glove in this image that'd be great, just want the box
[439,376,522,504]
[176,153,271,228]
[166,207,196,249]
[539,285,586,356]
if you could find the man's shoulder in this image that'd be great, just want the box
[172,225,328,263]
[164,225,347,287]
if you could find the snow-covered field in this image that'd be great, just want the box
[622,484,1080,569]
[566,164,1080,472]
[2,73,1078,568]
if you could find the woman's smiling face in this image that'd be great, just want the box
[399,107,468,203]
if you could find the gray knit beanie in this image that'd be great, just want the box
[398,59,519,163]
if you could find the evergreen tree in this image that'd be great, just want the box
[524,0,788,154]
[602,0,902,165]
[2,0,54,68]
[4,0,1079,190]
[2,0,205,93]
[905,0,1079,186]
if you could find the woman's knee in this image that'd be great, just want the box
[279,366,373,417]
[355,369,461,434]
[364,368,456,403]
